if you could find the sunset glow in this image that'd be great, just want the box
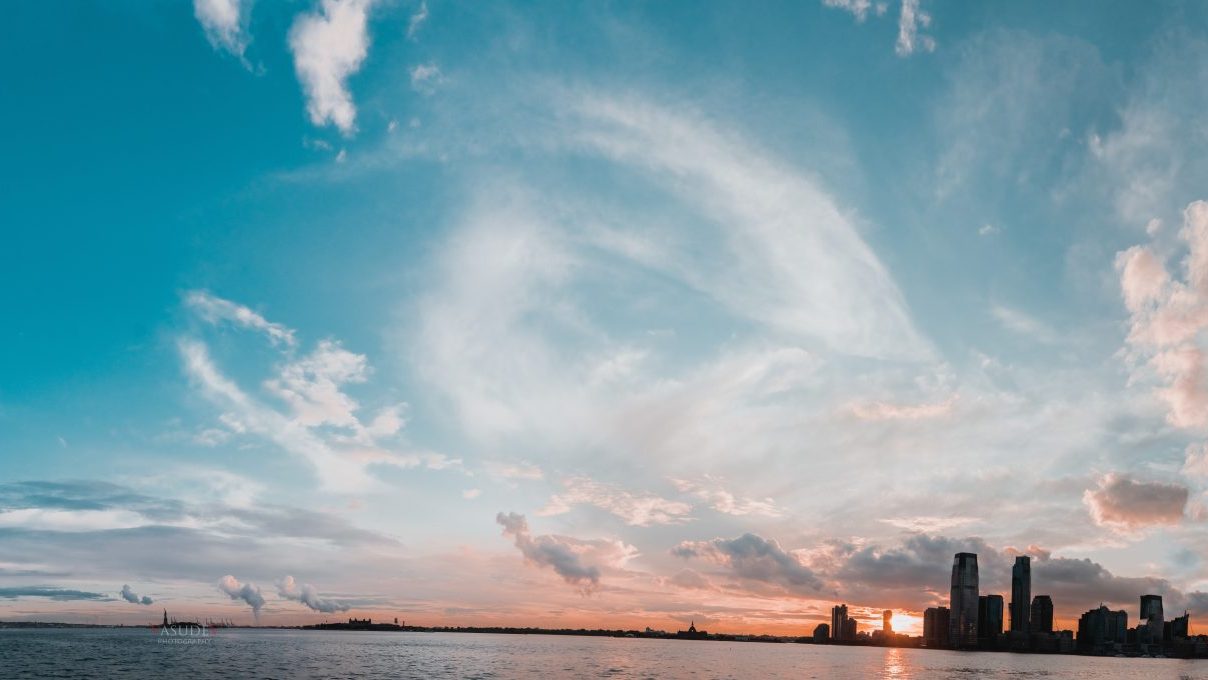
[4,0,1208,654]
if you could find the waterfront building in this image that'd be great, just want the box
[812,623,830,642]
[882,610,892,635]
[1010,556,1031,634]
[949,552,979,647]
[923,607,950,647]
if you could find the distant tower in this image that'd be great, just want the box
[162,609,168,627]
[949,552,979,647]
[1010,556,1031,634]
[883,610,893,634]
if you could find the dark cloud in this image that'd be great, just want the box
[119,584,153,605]
[1083,473,1188,529]
[0,481,185,521]
[672,533,821,594]
[496,512,601,591]
[0,587,107,601]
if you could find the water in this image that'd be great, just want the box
[2,628,1207,679]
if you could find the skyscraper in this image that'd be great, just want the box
[949,552,979,647]
[1030,595,1053,633]
[1010,556,1031,634]
[883,609,893,635]
[831,604,850,642]
[978,594,1003,643]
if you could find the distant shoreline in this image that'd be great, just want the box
[2,622,1205,659]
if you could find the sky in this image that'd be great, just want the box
[3,0,1208,636]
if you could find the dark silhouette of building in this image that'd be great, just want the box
[1077,606,1127,650]
[812,623,830,642]
[1030,595,1053,634]
[831,604,853,641]
[1010,556,1031,634]
[1140,594,1164,640]
[676,621,707,639]
[923,607,950,647]
[1165,612,1190,640]
[882,609,893,635]
[978,594,1003,643]
[950,552,979,647]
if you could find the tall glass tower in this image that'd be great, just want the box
[949,552,979,647]
[1010,555,1031,633]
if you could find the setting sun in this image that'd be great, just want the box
[890,614,922,636]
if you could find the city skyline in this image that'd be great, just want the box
[5,0,1208,639]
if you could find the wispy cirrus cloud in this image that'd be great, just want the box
[406,1,428,39]
[185,291,295,347]
[179,292,453,492]
[0,587,108,601]
[669,477,782,518]
[538,476,692,526]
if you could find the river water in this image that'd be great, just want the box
[2,628,1207,679]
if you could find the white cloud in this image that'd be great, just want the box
[277,575,350,613]
[538,476,692,526]
[822,0,874,22]
[895,0,935,57]
[462,488,481,500]
[178,305,449,492]
[1117,201,1208,428]
[669,477,782,518]
[264,340,368,428]
[978,223,1000,237]
[193,0,249,58]
[289,0,375,135]
[218,574,265,616]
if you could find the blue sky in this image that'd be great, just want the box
[3,0,1208,633]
